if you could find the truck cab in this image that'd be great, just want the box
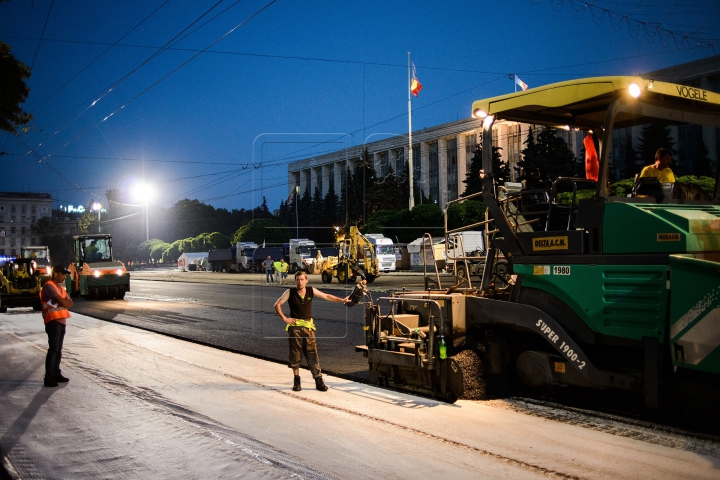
[364,234,396,272]
[288,238,316,273]
[237,242,258,271]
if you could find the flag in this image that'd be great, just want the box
[262,240,266,248]
[286,192,292,203]
[410,61,423,97]
[509,73,528,91]
[584,134,599,181]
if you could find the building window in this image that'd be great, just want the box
[428,141,439,203]
[0,249,4,255]
[11,238,15,246]
[31,216,35,224]
[21,238,26,246]
[21,227,26,235]
[10,227,16,235]
[315,166,322,195]
[394,149,404,176]
[11,206,15,214]
[0,238,4,245]
[303,169,311,194]
[447,138,458,202]
[21,206,26,214]
[10,216,15,223]
[379,151,389,177]
[31,206,36,215]
[11,249,16,256]
[412,145,421,194]
[465,133,477,170]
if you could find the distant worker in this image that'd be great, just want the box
[15,263,30,279]
[314,250,324,274]
[263,255,275,285]
[86,240,101,260]
[279,258,289,285]
[639,147,676,183]
[273,270,349,392]
[273,258,282,284]
[40,266,74,387]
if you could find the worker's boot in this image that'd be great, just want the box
[315,376,328,392]
[293,375,301,392]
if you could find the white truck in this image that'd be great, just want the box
[364,234,396,272]
[236,242,259,271]
[444,230,485,276]
[288,238,316,273]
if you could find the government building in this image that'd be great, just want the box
[0,192,53,257]
[288,56,720,207]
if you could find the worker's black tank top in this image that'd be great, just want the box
[288,287,313,319]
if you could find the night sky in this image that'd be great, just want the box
[1,0,717,214]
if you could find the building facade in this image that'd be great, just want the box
[0,192,53,257]
[288,56,720,207]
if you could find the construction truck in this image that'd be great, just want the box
[0,256,43,312]
[321,226,381,284]
[21,246,52,284]
[67,234,130,300]
[356,76,720,408]
[365,234,397,272]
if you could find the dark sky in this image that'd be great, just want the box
[1,0,718,216]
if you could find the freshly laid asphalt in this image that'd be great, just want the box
[2,311,720,479]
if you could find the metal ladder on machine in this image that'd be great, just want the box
[420,233,443,291]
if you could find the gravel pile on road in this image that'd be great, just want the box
[454,349,486,400]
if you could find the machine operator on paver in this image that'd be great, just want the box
[356,77,720,409]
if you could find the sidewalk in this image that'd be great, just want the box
[1,312,718,479]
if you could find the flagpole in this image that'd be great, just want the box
[408,52,415,210]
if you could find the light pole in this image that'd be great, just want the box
[92,201,102,233]
[295,185,299,238]
[131,182,153,243]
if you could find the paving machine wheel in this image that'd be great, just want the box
[321,271,333,284]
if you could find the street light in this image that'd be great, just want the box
[131,182,154,242]
[91,201,102,233]
[295,185,299,238]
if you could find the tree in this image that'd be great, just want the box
[462,144,504,196]
[692,136,714,177]
[0,41,32,134]
[520,126,577,183]
[323,183,339,227]
[621,133,637,180]
[635,123,675,171]
[462,145,483,197]
[233,218,286,245]
[491,147,509,185]
[31,217,74,267]
[374,166,405,212]
[77,211,99,234]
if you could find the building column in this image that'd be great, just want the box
[458,134,468,192]
[420,142,429,201]
[438,138,448,207]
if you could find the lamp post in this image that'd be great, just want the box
[295,185,299,238]
[131,182,153,243]
[91,201,102,233]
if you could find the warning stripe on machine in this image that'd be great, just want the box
[672,285,720,365]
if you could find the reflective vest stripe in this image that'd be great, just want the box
[40,282,71,324]
[285,318,315,331]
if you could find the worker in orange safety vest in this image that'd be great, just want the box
[39,265,74,387]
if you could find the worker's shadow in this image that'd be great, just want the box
[0,386,59,455]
